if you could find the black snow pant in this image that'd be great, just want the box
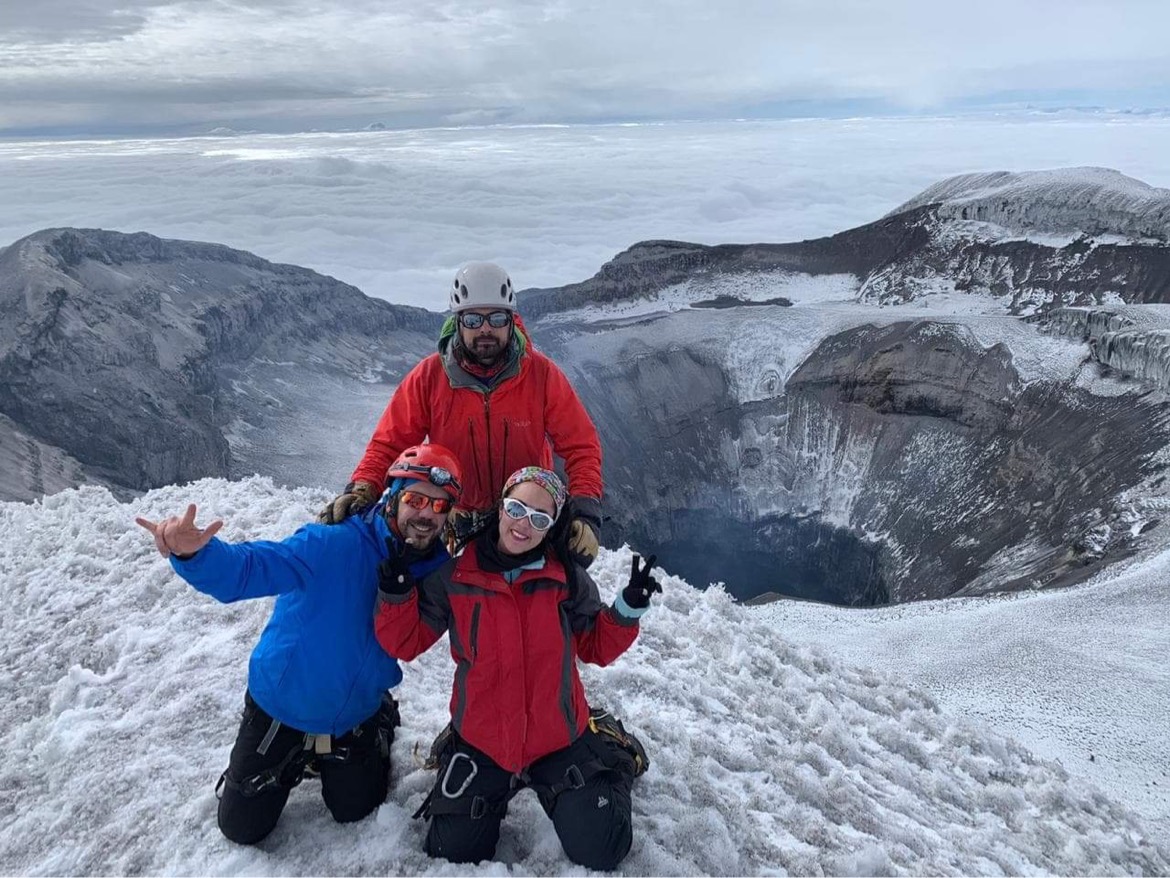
[215,691,395,845]
[423,728,634,871]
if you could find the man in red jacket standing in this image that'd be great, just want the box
[320,262,604,566]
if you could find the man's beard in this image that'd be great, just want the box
[460,334,507,367]
[400,515,439,548]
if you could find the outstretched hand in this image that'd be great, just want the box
[135,503,223,559]
[622,553,662,610]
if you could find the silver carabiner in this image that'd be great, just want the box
[440,752,478,799]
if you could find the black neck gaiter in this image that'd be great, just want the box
[475,530,546,574]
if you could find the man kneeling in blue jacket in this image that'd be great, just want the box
[136,444,463,845]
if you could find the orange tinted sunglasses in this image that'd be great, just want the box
[400,490,453,514]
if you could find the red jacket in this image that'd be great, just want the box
[350,330,602,514]
[374,544,639,773]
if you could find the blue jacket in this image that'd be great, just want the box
[171,506,448,735]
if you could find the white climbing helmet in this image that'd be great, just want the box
[450,262,516,312]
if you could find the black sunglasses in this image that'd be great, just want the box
[459,310,512,330]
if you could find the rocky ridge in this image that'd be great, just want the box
[523,168,1170,319]
[0,228,440,501]
[1041,304,1170,391]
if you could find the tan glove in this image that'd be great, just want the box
[317,481,379,524]
[444,508,491,554]
[568,518,600,565]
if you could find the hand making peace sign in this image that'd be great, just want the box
[135,503,224,559]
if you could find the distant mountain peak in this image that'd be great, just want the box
[889,167,1170,241]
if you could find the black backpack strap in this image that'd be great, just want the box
[524,710,649,812]
[416,789,510,821]
[412,723,459,820]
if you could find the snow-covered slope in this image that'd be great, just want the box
[888,167,1170,242]
[753,547,1170,843]
[1,479,1165,875]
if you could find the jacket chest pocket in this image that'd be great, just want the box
[468,602,482,660]
[452,599,486,664]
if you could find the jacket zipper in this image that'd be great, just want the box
[511,584,527,764]
[469,603,481,659]
[483,395,493,506]
[501,418,510,495]
[468,416,486,502]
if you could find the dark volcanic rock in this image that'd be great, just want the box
[788,321,1017,431]
[692,295,793,309]
[857,221,1170,313]
[781,322,1170,601]
[0,228,440,499]
[543,316,1170,605]
[518,210,931,321]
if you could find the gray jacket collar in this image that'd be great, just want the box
[440,336,523,391]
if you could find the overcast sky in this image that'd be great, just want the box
[1,0,1169,135]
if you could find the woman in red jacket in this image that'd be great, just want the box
[374,466,661,870]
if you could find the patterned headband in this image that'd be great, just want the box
[502,466,567,518]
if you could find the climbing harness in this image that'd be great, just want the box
[217,693,401,799]
[410,709,650,820]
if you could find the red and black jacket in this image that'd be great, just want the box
[374,545,639,773]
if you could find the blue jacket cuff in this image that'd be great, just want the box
[169,538,222,575]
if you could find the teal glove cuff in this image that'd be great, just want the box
[614,589,649,620]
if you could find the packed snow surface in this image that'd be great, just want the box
[753,554,1170,844]
[1,478,1166,876]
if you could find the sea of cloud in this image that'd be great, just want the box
[2,114,1170,310]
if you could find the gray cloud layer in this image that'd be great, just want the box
[2,117,1167,309]
[1,0,1168,134]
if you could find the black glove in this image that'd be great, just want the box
[622,554,661,609]
[377,539,417,596]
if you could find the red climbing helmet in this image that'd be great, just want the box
[386,444,463,501]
